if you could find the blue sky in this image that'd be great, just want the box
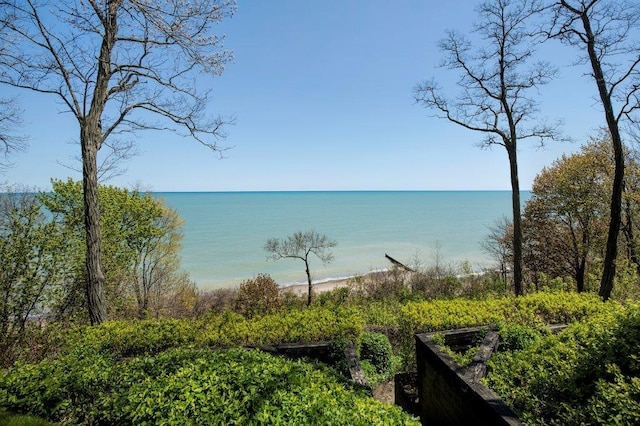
[3,1,606,191]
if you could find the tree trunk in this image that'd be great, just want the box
[577,12,625,301]
[82,129,107,325]
[576,258,586,293]
[304,259,312,306]
[508,147,524,296]
[80,0,117,324]
[600,154,624,301]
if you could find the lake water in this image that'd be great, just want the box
[157,191,529,289]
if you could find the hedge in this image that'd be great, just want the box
[0,347,418,425]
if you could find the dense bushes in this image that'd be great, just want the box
[36,306,366,361]
[397,291,612,366]
[14,291,611,368]
[0,347,418,425]
[1,290,627,424]
[486,303,640,424]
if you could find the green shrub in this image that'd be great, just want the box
[429,331,481,368]
[360,332,393,376]
[30,306,366,362]
[0,409,52,426]
[0,348,419,425]
[485,304,640,424]
[587,365,640,425]
[397,291,613,369]
[497,323,549,352]
[361,301,404,327]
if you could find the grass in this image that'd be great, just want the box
[0,409,52,426]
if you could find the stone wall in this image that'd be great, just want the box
[414,328,521,425]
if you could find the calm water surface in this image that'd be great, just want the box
[157,191,529,289]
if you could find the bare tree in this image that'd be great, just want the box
[0,97,26,171]
[0,16,26,171]
[265,231,337,306]
[0,0,235,324]
[414,0,563,296]
[548,0,640,301]
[481,216,514,282]
[58,138,139,182]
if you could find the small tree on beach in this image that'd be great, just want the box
[264,231,337,306]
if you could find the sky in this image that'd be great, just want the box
[2,1,609,192]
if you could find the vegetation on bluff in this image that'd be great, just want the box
[1,288,632,424]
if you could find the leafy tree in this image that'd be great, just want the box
[121,192,188,318]
[0,0,235,324]
[523,136,611,291]
[621,147,640,274]
[414,0,563,296]
[40,179,187,320]
[0,187,64,365]
[265,231,337,306]
[548,0,640,300]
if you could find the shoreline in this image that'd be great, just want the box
[279,268,409,296]
[280,276,354,296]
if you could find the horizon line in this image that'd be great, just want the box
[150,188,531,193]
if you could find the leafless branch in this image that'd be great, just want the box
[0,0,236,151]
[0,96,27,171]
[414,0,563,150]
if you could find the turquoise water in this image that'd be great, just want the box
[157,191,528,289]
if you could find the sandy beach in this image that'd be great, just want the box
[280,277,352,296]
[279,268,414,296]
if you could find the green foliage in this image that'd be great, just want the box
[360,332,393,376]
[442,345,478,368]
[21,306,366,362]
[0,409,52,426]
[359,331,401,388]
[497,323,549,352]
[429,330,485,368]
[588,365,640,425]
[521,134,640,297]
[39,179,188,320]
[0,348,419,425]
[327,337,352,377]
[2,290,631,425]
[611,257,640,301]
[398,291,611,368]
[485,303,640,424]
[523,139,611,292]
[246,306,365,346]
[0,189,67,366]
[314,286,353,306]
[361,301,405,327]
